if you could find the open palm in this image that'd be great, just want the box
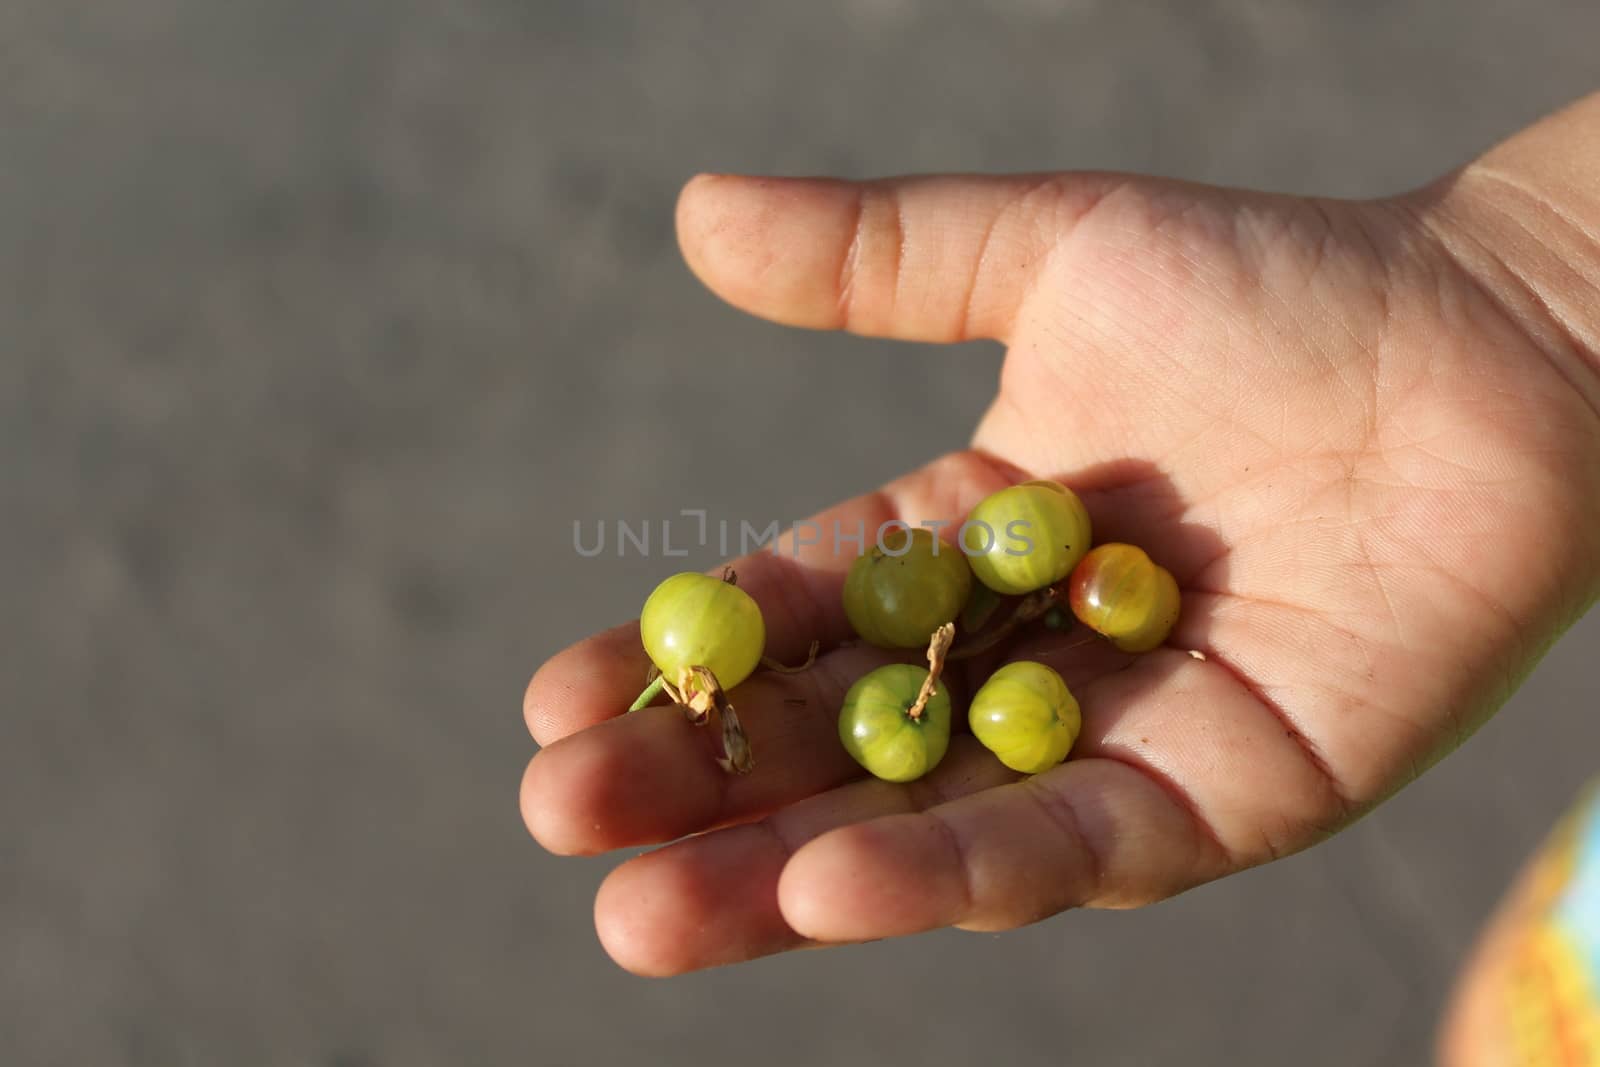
[523,160,1600,974]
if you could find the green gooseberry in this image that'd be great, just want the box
[962,479,1092,596]
[639,572,765,689]
[968,660,1081,774]
[837,663,951,783]
[842,527,973,649]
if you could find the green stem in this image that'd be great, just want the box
[628,674,666,712]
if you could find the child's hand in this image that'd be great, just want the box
[522,97,1600,975]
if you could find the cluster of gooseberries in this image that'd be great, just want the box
[629,479,1180,781]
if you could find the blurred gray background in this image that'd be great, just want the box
[4,2,1598,1064]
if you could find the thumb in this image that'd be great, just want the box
[675,172,1122,344]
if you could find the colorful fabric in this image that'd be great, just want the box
[1510,783,1600,1066]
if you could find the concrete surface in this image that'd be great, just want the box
[4,2,1599,1064]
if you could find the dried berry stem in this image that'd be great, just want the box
[761,640,820,674]
[1057,633,1101,653]
[947,588,1057,662]
[672,665,754,775]
[907,622,955,722]
[716,703,754,775]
